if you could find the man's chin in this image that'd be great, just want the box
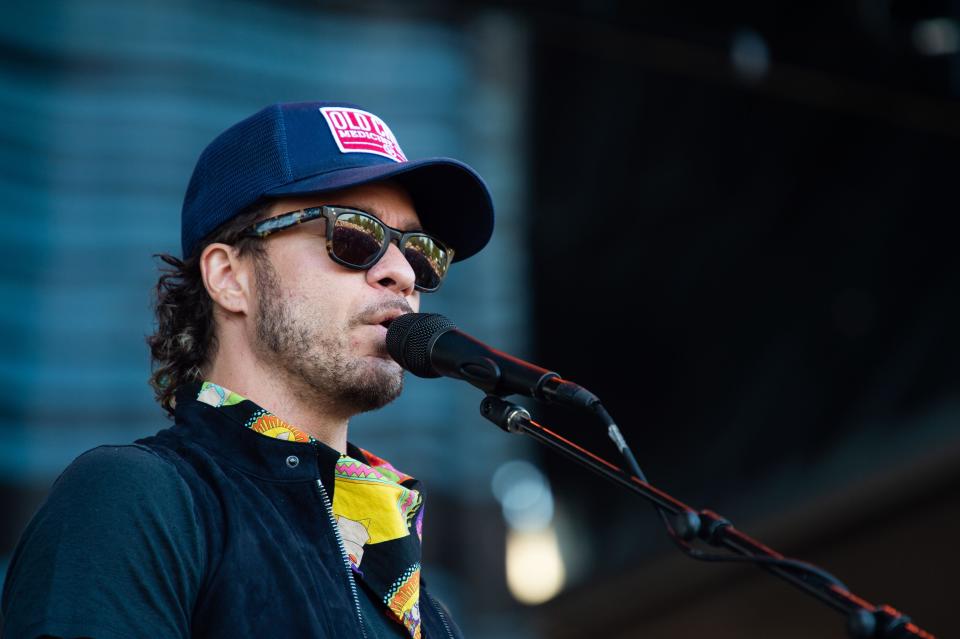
[339,361,404,414]
[342,378,403,414]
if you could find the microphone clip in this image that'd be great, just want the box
[479,396,531,434]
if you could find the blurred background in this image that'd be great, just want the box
[2,1,959,637]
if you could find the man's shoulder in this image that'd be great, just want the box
[59,443,180,485]
[65,442,172,471]
[2,446,206,639]
[48,443,195,515]
[7,442,207,583]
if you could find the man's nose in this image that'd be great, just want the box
[366,240,416,296]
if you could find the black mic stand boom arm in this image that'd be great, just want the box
[478,395,935,639]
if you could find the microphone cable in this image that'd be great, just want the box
[591,402,849,591]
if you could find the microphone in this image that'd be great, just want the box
[386,313,600,409]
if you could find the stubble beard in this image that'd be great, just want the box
[252,255,404,415]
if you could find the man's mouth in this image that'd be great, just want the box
[368,308,407,331]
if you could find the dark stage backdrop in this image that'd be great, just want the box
[522,2,960,637]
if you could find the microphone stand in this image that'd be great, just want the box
[478,395,935,639]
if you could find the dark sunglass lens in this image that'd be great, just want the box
[331,213,386,266]
[403,235,448,290]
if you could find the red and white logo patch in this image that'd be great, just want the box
[319,107,407,163]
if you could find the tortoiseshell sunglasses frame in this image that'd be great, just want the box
[240,205,454,292]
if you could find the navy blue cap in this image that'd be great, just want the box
[181,101,494,261]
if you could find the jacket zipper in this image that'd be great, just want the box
[316,478,368,639]
[426,590,455,639]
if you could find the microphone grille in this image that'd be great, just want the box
[386,313,456,378]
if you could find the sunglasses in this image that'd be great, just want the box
[240,205,454,292]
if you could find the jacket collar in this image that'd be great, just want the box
[171,382,343,487]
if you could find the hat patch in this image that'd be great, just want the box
[319,107,407,163]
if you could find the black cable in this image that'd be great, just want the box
[591,402,849,591]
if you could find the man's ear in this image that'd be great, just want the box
[200,243,254,315]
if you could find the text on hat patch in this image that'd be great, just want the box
[319,107,408,163]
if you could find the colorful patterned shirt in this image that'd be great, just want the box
[196,381,425,639]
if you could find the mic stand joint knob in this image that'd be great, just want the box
[480,395,531,434]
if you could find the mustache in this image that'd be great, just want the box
[353,298,415,326]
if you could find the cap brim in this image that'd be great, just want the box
[265,158,494,262]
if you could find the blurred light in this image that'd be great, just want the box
[494,461,567,603]
[505,526,566,605]
[912,18,960,56]
[730,28,770,83]
[491,459,554,530]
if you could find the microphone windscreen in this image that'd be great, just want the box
[386,313,456,377]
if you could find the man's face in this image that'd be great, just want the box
[250,181,423,415]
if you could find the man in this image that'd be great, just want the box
[1,101,494,638]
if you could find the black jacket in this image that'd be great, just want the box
[2,384,463,639]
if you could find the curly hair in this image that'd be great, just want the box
[147,204,270,416]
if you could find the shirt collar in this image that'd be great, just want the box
[172,381,340,484]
